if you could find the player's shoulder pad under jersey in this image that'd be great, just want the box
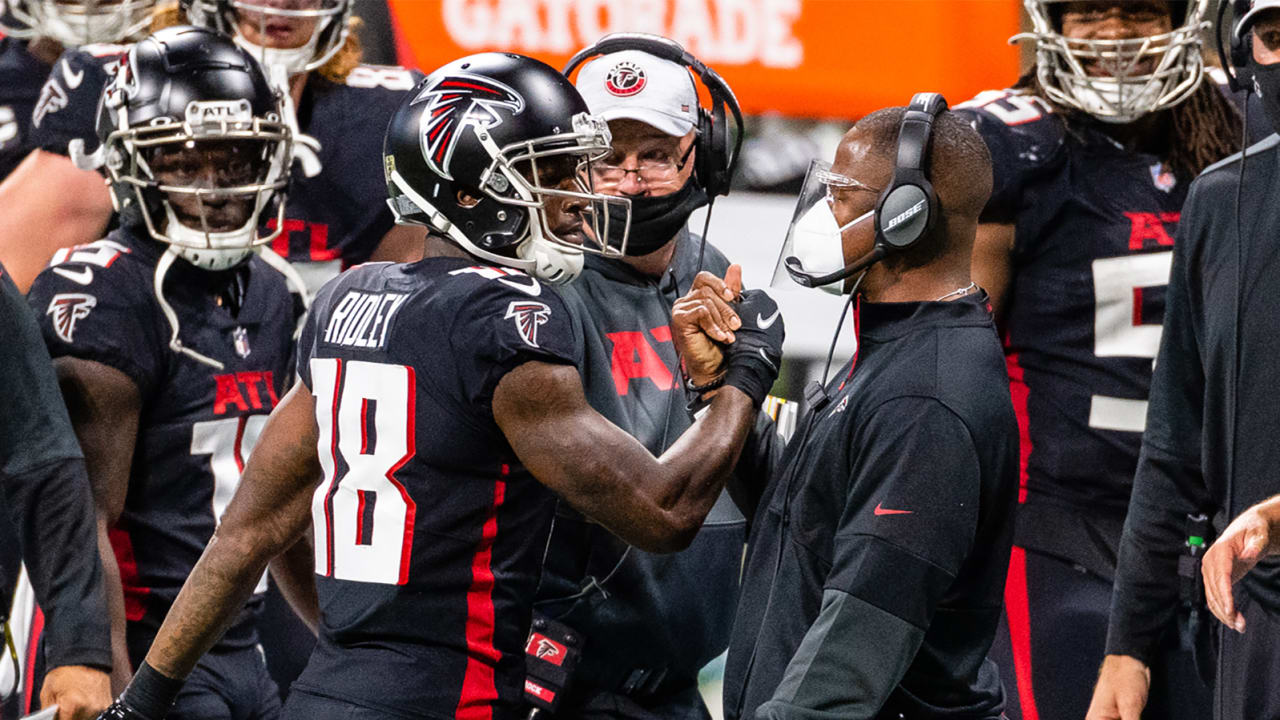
[446,264,577,352]
[32,44,122,153]
[953,89,1065,166]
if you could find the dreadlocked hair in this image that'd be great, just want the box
[149,2,363,82]
[1013,67,1242,180]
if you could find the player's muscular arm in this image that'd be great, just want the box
[145,383,320,681]
[972,222,1015,320]
[54,357,142,694]
[0,150,113,292]
[493,365,756,553]
[268,532,320,634]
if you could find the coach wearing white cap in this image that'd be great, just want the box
[530,44,749,720]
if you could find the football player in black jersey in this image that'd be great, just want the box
[27,26,306,720]
[0,0,154,192]
[91,52,784,720]
[0,0,423,294]
[951,2,1242,719]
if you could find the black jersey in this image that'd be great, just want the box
[0,38,52,181]
[291,257,583,720]
[26,227,295,648]
[955,90,1186,572]
[31,46,420,289]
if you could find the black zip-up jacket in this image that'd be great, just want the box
[724,295,1018,720]
[533,231,748,705]
[1107,134,1280,663]
[0,264,111,671]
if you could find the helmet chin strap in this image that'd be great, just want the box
[153,248,226,370]
[265,63,323,178]
[235,32,321,77]
[255,244,312,339]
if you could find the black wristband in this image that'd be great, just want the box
[120,661,184,720]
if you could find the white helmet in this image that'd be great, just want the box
[3,0,155,46]
[1016,0,1209,123]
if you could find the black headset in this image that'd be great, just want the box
[786,92,948,290]
[1217,0,1254,92]
[562,33,744,199]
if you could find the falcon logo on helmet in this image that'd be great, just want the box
[412,74,525,181]
[505,300,551,348]
[47,293,97,343]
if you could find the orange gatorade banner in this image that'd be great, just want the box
[386,0,1023,119]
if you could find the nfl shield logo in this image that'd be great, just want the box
[233,326,251,358]
[1149,163,1176,193]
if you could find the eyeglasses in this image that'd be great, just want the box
[590,140,696,187]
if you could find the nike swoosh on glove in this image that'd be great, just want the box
[723,289,785,406]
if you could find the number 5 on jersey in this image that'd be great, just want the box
[310,358,418,585]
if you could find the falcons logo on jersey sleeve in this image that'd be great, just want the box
[411,73,524,180]
[46,293,97,342]
[505,300,551,349]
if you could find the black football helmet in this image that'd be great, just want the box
[384,52,630,285]
[1,0,155,45]
[78,25,293,272]
[182,0,351,76]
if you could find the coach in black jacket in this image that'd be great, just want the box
[684,106,1018,719]
[0,264,112,719]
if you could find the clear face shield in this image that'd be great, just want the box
[479,112,633,260]
[106,100,293,270]
[28,0,155,46]
[771,159,877,295]
[1016,0,1209,123]
[219,0,347,75]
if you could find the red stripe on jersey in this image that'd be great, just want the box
[455,467,508,720]
[1132,287,1144,328]
[323,359,344,576]
[360,398,371,455]
[23,606,44,714]
[1003,547,1041,720]
[1006,353,1032,504]
[390,367,418,584]
[233,415,248,474]
[355,489,368,546]
[108,526,149,621]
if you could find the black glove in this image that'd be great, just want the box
[723,289,784,407]
[96,701,153,720]
[96,662,183,720]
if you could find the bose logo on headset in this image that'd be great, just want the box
[885,198,928,232]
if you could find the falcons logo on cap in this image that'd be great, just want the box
[411,73,525,181]
[46,293,97,343]
[505,300,551,349]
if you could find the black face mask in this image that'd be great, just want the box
[1252,59,1280,136]
[606,178,709,256]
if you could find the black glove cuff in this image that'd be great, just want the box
[119,661,183,720]
[723,359,774,408]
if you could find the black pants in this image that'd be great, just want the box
[128,632,281,720]
[990,547,1210,720]
[1216,590,1280,720]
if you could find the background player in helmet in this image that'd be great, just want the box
[91,51,784,720]
[952,1,1241,718]
[0,0,155,197]
[26,25,303,719]
[529,37,749,720]
[0,0,424,294]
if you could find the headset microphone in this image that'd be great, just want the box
[783,247,887,290]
